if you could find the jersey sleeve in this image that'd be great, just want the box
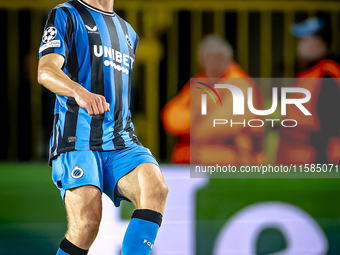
[125,21,139,57]
[133,34,139,56]
[39,7,73,59]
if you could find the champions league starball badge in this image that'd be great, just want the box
[42,27,58,43]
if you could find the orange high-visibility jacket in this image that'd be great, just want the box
[277,59,340,164]
[162,61,264,164]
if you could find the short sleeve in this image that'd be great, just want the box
[39,7,73,59]
[134,34,139,56]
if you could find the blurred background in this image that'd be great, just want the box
[1,0,340,254]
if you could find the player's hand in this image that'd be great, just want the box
[74,86,110,116]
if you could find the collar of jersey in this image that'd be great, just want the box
[76,0,115,16]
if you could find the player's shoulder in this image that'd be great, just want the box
[115,13,138,36]
[51,1,77,17]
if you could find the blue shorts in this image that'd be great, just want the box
[52,145,159,207]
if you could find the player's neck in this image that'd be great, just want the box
[82,0,114,13]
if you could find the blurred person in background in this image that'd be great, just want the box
[277,17,340,165]
[162,35,265,165]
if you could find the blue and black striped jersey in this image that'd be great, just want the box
[39,0,141,165]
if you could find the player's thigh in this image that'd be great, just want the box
[52,150,104,200]
[52,151,104,229]
[65,185,102,229]
[117,163,168,212]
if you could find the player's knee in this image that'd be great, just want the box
[79,218,101,238]
[147,180,168,203]
[72,212,101,234]
[161,182,169,201]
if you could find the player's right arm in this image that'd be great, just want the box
[37,51,109,116]
[38,7,109,116]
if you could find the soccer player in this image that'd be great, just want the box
[37,0,168,254]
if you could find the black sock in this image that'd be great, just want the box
[58,238,88,255]
[131,209,163,227]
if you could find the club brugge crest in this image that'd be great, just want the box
[71,165,84,179]
[125,34,133,50]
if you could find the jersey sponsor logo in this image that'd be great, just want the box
[93,45,135,71]
[104,60,129,74]
[39,40,61,53]
[85,25,99,33]
[42,27,58,43]
[125,34,133,50]
[71,165,84,179]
